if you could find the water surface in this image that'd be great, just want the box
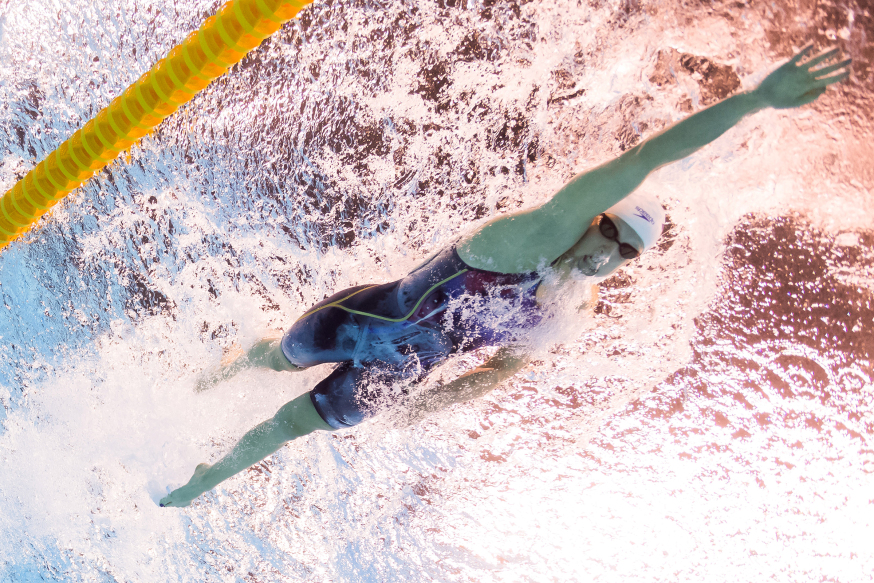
[0,0,871,581]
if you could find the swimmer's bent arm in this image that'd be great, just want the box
[159,393,331,508]
[407,346,529,417]
[458,45,851,274]
[412,285,597,414]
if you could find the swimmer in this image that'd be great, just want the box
[160,45,851,507]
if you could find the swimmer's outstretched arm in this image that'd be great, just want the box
[458,45,851,273]
[159,393,331,507]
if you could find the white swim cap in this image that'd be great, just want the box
[605,191,665,251]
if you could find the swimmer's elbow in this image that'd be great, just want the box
[624,141,664,174]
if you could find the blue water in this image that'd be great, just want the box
[1,0,872,581]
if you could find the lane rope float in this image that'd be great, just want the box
[0,0,313,250]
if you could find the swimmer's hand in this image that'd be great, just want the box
[755,45,851,109]
[159,463,211,508]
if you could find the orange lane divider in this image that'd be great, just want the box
[0,0,312,251]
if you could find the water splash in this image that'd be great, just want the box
[0,0,871,580]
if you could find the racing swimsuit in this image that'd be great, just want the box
[281,246,544,428]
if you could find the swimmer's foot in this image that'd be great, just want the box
[195,336,295,391]
[220,345,246,368]
[195,345,247,392]
[159,463,212,508]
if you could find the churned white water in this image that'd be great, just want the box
[0,0,872,581]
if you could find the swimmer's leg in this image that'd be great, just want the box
[196,337,300,391]
[160,392,331,508]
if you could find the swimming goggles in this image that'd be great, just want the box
[599,214,641,259]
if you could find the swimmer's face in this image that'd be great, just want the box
[559,214,645,279]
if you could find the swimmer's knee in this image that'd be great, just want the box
[267,341,303,372]
[248,338,303,372]
[274,393,333,438]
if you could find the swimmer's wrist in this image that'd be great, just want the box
[747,87,773,112]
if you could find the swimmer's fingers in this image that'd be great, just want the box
[791,44,816,63]
[787,43,815,65]
[810,58,852,80]
[799,46,841,70]
[757,47,849,108]
[811,69,851,88]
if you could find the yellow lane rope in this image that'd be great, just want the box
[0,0,312,250]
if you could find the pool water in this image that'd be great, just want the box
[0,0,871,581]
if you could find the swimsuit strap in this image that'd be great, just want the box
[295,269,468,323]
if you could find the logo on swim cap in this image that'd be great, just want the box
[605,192,665,251]
[633,206,655,225]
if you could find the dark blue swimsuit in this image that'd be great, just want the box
[281,247,543,428]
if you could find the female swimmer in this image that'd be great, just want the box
[161,45,850,507]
